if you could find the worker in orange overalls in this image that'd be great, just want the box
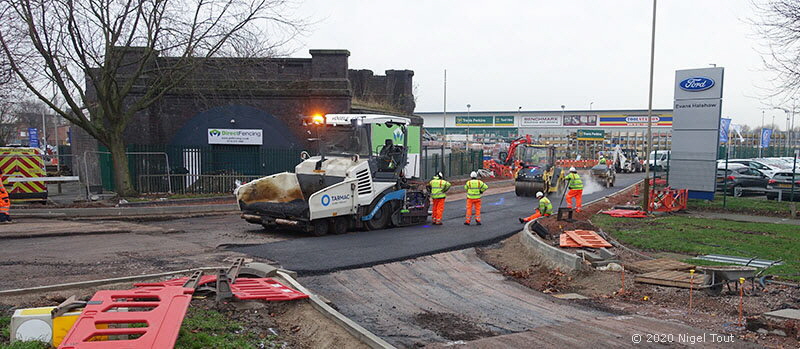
[464,171,488,225]
[428,172,451,225]
[519,191,552,223]
[565,167,583,212]
[0,182,11,223]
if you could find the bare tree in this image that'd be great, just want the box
[754,1,800,102]
[0,0,303,195]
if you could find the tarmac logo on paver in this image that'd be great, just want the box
[321,194,331,206]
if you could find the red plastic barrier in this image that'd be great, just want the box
[135,276,309,301]
[601,209,649,218]
[134,275,216,288]
[58,286,192,349]
[649,188,688,212]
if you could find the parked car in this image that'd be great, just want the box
[766,171,800,201]
[716,158,784,178]
[715,165,770,196]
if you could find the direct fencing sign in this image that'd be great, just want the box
[207,128,263,145]
[669,67,725,200]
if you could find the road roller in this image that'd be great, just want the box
[513,144,565,197]
[590,162,616,188]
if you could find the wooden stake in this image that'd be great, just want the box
[689,269,695,311]
[738,277,745,327]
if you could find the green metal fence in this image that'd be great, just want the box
[98,145,304,193]
[420,147,484,180]
[98,144,483,193]
[718,145,799,159]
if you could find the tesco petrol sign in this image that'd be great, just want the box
[679,77,715,92]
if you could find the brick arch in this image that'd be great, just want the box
[170,104,300,148]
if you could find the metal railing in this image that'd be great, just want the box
[138,174,263,194]
[420,147,484,179]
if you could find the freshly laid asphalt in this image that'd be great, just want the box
[232,173,644,274]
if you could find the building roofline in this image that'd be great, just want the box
[415,108,674,115]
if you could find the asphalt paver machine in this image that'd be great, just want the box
[235,114,430,236]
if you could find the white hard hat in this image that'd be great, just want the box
[470,171,478,178]
[536,191,544,198]
[569,167,577,172]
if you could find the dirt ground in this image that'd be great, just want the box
[0,274,368,349]
[412,311,497,342]
[477,184,800,348]
[0,214,293,289]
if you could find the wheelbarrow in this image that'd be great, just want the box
[697,266,759,295]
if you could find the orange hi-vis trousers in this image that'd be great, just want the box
[431,198,445,224]
[566,189,583,210]
[465,198,482,223]
[523,209,550,222]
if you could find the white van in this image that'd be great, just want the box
[648,150,670,170]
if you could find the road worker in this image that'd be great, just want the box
[428,172,451,225]
[519,191,552,223]
[598,153,607,165]
[464,171,488,225]
[0,182,11,223]
[565,167,583,212]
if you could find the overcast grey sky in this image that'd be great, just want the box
[294,0,785,128]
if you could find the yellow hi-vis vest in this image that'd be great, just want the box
[464,179,488,199]
[538,196,553,215]
[429,178,451,199]
[566,172,583,190]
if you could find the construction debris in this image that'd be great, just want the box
[746,309,800,339]
[625,258,695,274]
[634,270,710,289]
[559,230,612,248]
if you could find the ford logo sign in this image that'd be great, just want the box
[679,77,714,91]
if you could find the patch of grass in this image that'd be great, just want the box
[687,197,795,217]
[0,317,9,342]
[593,214,799,280]
[0,342,49,349]
[175,308,272,349]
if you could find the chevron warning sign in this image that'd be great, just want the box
[0,147,47,201]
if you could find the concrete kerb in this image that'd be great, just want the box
[518,180,643,272]
[520,224,583,271]
[13,203,239,219]
[0,267,394,349]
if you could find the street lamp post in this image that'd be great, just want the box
[517,107,522,137]
[792,99,797,152]
[760,110,765,157]
[466,104,471,142]
[443,69,447,143]
[589,101,594,111]
[788,113,791,156]
[643,0,657,212]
